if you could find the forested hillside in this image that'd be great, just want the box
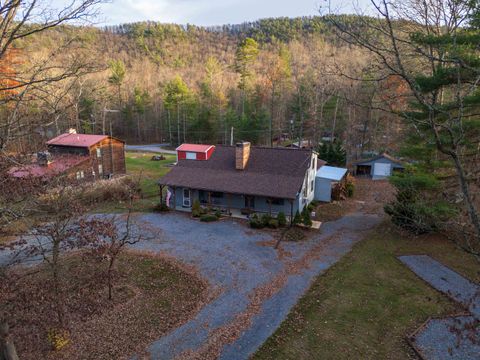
[2,15,403,158]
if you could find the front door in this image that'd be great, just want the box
[183,188,191,207]
[245,196,255,209]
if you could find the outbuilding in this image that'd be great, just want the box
[314,166,348,202]
[352,153,404,180]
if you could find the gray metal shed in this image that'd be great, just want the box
[314,166,348,202]
[352,153,405,180]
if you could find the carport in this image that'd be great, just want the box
[314,166,348,202]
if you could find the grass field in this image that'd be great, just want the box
[253,222,479,360]
[95,151,175,212]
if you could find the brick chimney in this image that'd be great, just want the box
[235,141,250,170]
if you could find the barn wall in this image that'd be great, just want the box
[90,138,126,178]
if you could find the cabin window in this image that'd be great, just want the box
[98,164,103,176]
[271,198,284,205]
[96,148,102,158]
[186,152,196,160]
[76,171,85,180]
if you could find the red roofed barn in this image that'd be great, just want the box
[9,131,126,181]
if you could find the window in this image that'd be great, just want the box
[311,180,314,192]
[96,148,102,158]
[76,171,85,180]
[311,158,315,170]
[271,198,284,205]
[98,164,103,176]
[186,152,196,160]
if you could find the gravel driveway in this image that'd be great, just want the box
[129,211,382,359]
[399,255,480,360]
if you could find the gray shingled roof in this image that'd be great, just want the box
[159,146,320,199]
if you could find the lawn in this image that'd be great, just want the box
[125,151,176,197]
[95,151,175,212]
[254,222,479,360]
[1,252,208,360]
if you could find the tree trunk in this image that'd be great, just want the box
[0,322,19,360]
[451,153,480,245]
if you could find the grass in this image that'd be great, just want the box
[95,151,175,213]
[253,222,479,360]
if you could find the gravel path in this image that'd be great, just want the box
[399,255,480,317]
[399,255,480,359]
[129,212,382,359]
[125,144,176,155]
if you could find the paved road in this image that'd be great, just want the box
[129,211,382,359]
[125,144,176,155]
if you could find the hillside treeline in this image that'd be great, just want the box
[1,16,403,158]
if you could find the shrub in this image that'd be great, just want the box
[214,209,222,218]
[200,214,218,222]
[249,213,264,229]
[302,207,313,227]
[191,200,204,217]
[345,175,355,198]
[293,210,302,225]
[268,219,279,229]
[277,212,287,227]
[261,214,272,227]
[154,203,170,212]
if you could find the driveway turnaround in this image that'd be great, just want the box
[130,212,382,359]
[399,255,480,360]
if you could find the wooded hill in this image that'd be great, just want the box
[3,15,403,157]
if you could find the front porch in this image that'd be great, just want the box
[159,185,298,220]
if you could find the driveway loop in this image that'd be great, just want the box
[129,212,381,359]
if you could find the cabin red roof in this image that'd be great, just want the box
[46,133,109,148]
[176,144,215,153]
[8,155,89,179]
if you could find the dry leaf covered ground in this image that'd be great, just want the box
[0,252,210,360]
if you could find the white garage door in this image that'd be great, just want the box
[373,163,391,177]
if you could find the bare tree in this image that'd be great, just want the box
[328,0,480,256]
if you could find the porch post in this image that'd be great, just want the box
[227,193,231,215]
[173,186,176,210]
[159,185,164,206]
[289,199,293,226]
[208,191,211,207]
[268,198,272,215]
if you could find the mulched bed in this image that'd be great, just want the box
[0,251,210,360]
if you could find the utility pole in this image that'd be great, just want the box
[230,126,234,146]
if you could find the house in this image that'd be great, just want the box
[9,132,126,181]
[314,166,348,202]
[285,140,313,149]
[352,153,405,180]
[159,142,321,219]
